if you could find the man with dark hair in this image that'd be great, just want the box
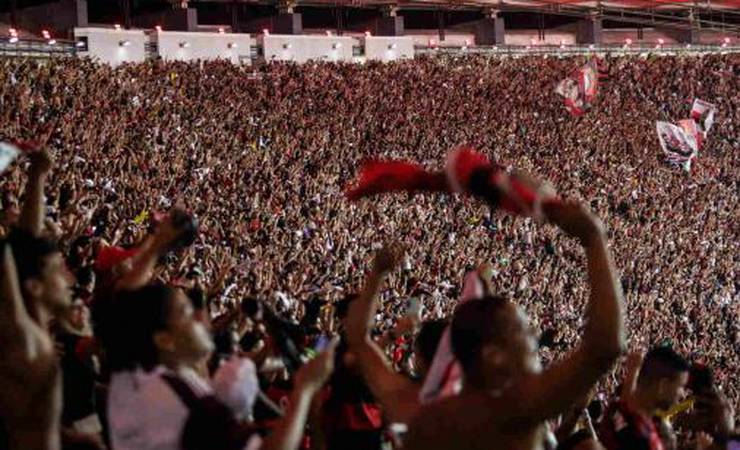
[413,320,448,377]
[404,201,626,450]
[635,347,690,411]
[4,230,73,322]
[0,146,76,450]
[344,246,449,425]
[0,242,73,450]
[320,293,385,450]
[601,347,690,450]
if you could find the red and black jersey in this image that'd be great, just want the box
[600,400,664,450]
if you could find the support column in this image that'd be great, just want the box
[437,9,445,42]
[10,0,87,38]
[274,14,302,34]
[475,9,504,45]
[10,0,18,27]
[120,0,132,29]
[576,15,602,44]
[663,10,700,44]
[377,6,404,37]
[230,0,239,33]
[133,7,197,31]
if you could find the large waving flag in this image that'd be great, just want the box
[655,98,718,172]
[656,121,699,171]
[690,99,717,137]
[555,58,602,116]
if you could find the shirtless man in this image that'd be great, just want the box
[404,201,626,450]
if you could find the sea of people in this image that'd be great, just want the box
[0,50,737,450]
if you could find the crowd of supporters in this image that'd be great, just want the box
[0,51,737,450]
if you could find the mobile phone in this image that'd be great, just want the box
[406,297,422,317]
[314,335,331,352]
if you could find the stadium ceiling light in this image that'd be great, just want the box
[119,40,130,47]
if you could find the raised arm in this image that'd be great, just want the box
[262,339,337,450]
[0,245,62,450]
[512,201,626,422]
[18,149,53,237]
[345,245,421,423]
[345,245,399,347]
[114,218,183,291]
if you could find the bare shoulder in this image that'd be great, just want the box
[407,394,498,437]
[405,398,461,450]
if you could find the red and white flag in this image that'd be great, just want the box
[690,99,717,137]
[656,121,698,171]
[555,58,601,116]
[419,270,483,404]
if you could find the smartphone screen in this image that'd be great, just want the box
[406,297,422,317]
[314,335,330,353]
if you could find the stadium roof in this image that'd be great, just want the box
[194,0,740,9]
[197,0,739,32]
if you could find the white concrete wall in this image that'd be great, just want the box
[154,31,254,64]
[262,35,356,63]
[74,27,149,67]
[504,31,576,46]
[408,32,475,48]
[364,36,414,62]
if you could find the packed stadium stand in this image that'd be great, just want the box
[0,1,738,450]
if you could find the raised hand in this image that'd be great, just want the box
[544,201,604,246]
[294,337,338,395]
[29,148,54,175]
[372,243,404,275]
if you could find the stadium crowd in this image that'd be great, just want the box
[0,51,737,450]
